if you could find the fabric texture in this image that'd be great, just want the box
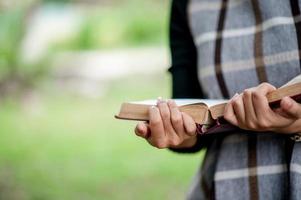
[168,0,301,199]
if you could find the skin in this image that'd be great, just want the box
[224,82,301,134]
[135,83,301,149]
[135,99,198,149]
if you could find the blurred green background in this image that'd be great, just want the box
[0,0,204,199]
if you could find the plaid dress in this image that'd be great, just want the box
[169,0,301,199]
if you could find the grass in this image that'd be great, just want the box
[0,73,204,200]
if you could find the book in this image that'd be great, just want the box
[115,76,301,134]
[115,99,227,125]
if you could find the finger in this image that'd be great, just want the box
[157,100,177,136]
[252,83,276,115]
[252,83,294,129]
[148,106,166,148]
[274,107,291,119]
[252,83,277,126]
[182,112,197,136]
[232,94,246,126]
[280,96,301,119]
[224,93,239,126]
[135,122,150,138]
[242,89,257,128]
[167,100,184,135]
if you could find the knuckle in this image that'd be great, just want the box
[150,114,161,124]
[168,100,177,109]
[232,99,240,108]
[260,82,271,88]
[246,121,256,129]
[153,139,167,149]
[242,90,252,102]
[252,90,262,99]
[259,82,276,90]
[258,119,271,129]
[169,138,181,147]
[151,118,161,126]
[161,110,170,119]
[243,89,252,97]
[156,143,167,149]
[171,114,182,124]
[186,126,196,135]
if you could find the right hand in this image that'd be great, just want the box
[134,99,198,149]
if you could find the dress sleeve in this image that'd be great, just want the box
[168,0,213,153]
[168,0,203,98]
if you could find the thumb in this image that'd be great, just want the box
[280,96,301,119]
[135,122,151,139]
[182,112,197,136]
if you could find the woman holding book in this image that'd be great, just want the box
[135,0,301,199]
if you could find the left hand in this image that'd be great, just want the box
[224,82,301,134]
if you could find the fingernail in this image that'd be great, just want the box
[167,99,173,105]
[157,96,162,104]
[157,97,167,105]
[137,122,143,131]
[151,105,156,109]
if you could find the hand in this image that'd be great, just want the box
[134,99,197,149]
[224,82,301,134]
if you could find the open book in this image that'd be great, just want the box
[115,76,301,134]
[115,99,227,125]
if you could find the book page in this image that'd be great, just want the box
[131,99,227,107]
[200,99,228,107]
[281,74,301,88]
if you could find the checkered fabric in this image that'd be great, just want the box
[185,0,301,199]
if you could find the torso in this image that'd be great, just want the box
[188,0,301,98]
[186,0,301,199]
